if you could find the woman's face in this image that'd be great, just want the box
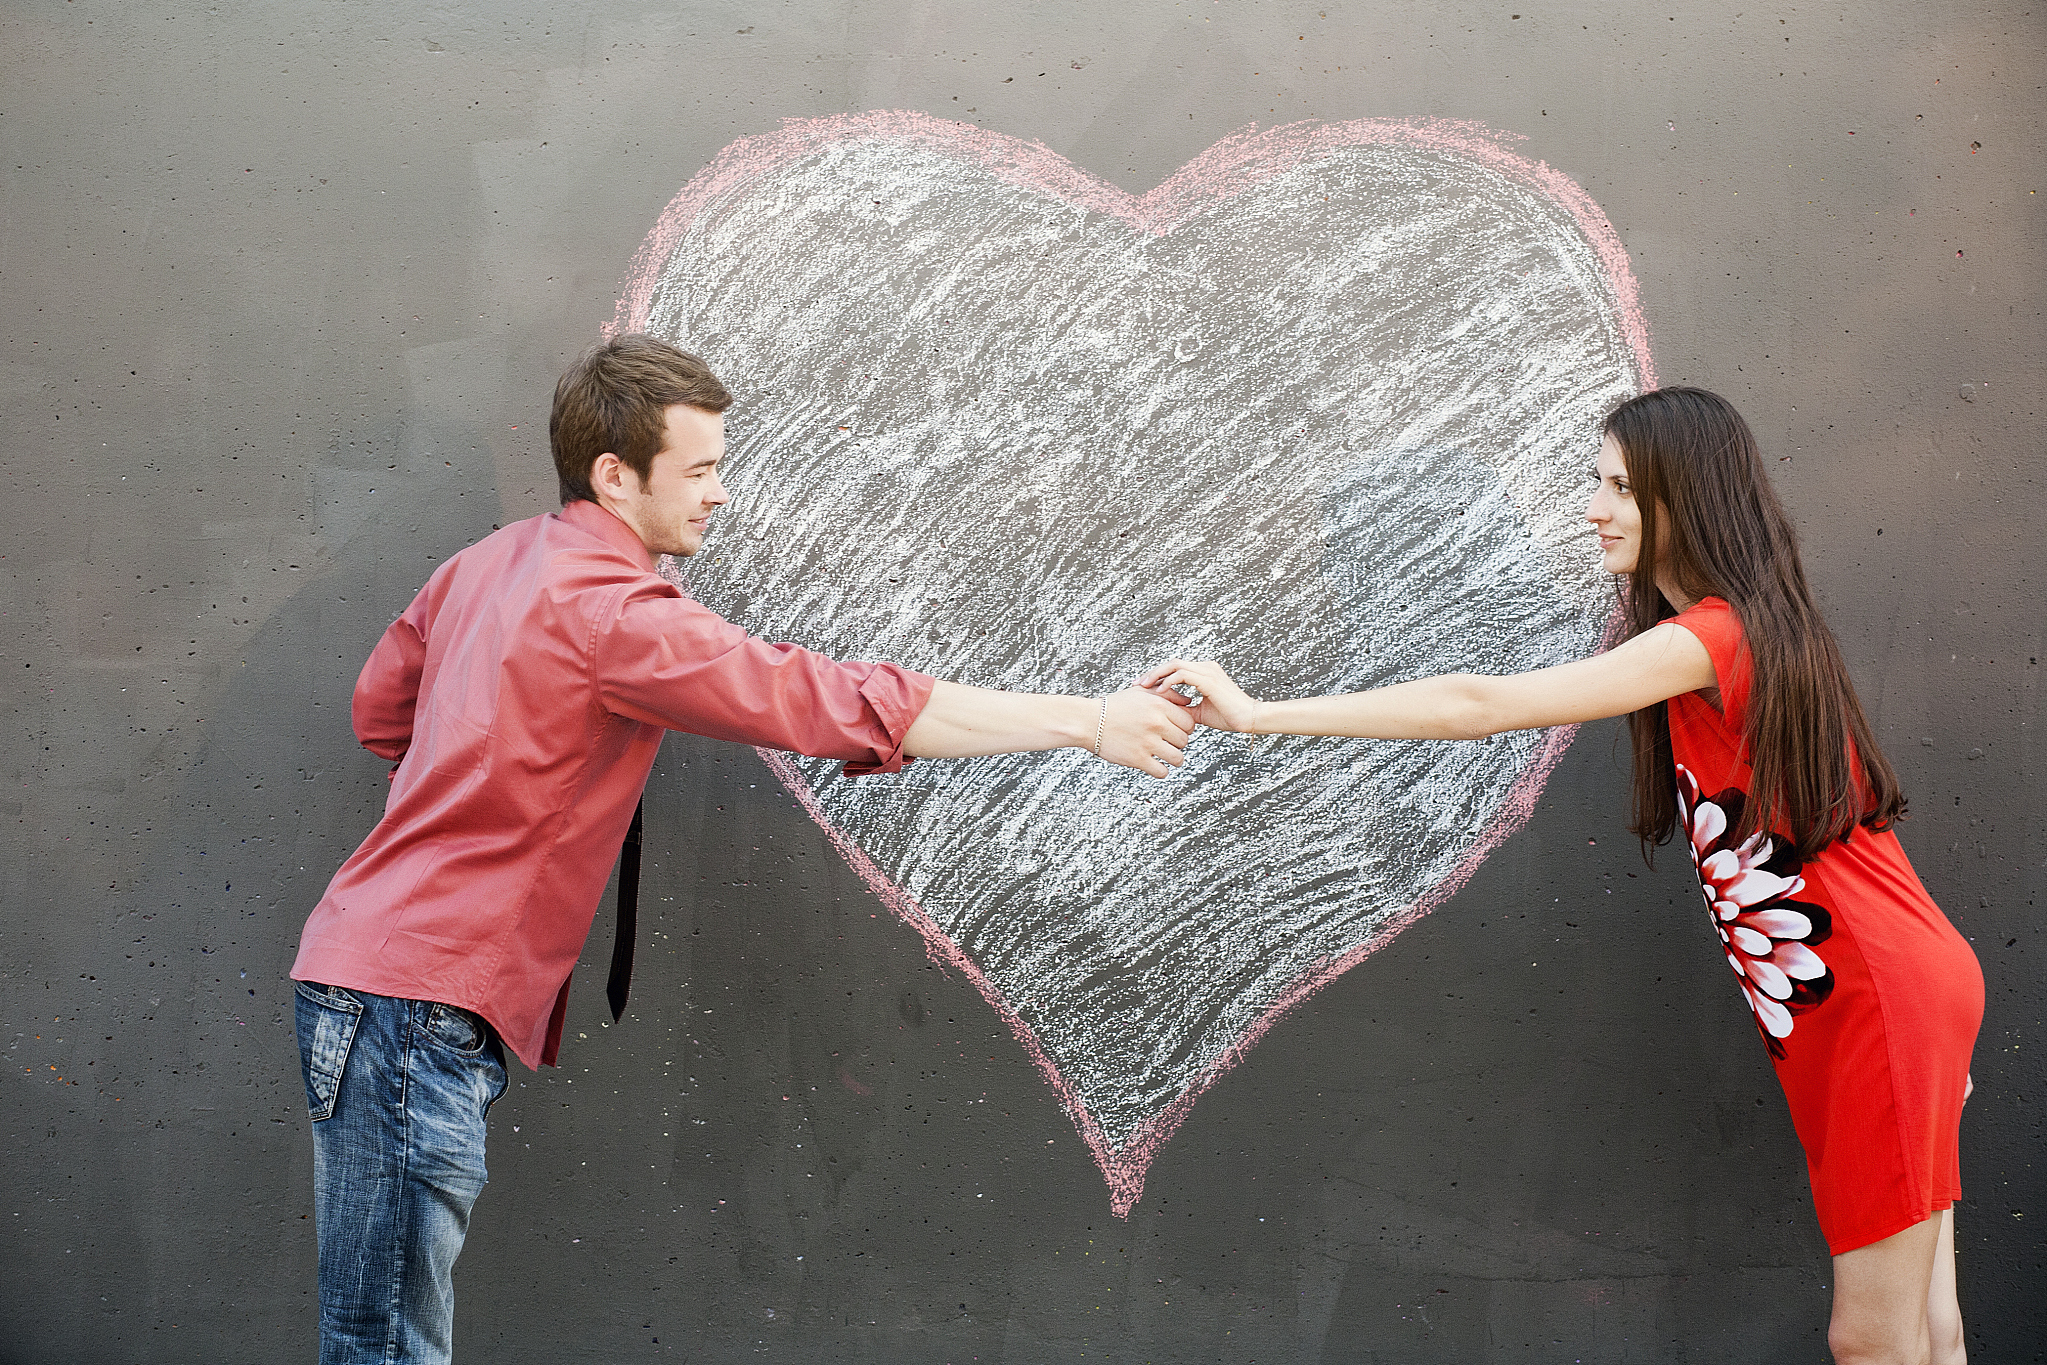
[1585,432,1641,575]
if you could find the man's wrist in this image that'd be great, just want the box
[1058,693,1099,750]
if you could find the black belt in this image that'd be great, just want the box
[606,799,643,1023]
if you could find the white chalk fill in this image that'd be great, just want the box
[625,115,1651,1214]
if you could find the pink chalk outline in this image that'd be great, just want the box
[615,112,1657,1217]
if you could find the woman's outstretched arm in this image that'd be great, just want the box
[1138,622,1717,740]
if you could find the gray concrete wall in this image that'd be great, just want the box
[2,2,2039,1361]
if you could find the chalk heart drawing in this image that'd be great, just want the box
[616,112,1655,1216]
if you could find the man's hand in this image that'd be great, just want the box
[1136,659,1263,734]
[1091,685,1197,777]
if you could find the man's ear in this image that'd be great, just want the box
[590,452,629,500]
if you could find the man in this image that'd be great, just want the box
[289,334,1193,1364]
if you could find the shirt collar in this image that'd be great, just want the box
[556,498,658,573]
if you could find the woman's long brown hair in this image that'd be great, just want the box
[1606,387,1906,862]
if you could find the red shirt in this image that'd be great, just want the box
[290,499,934,1068]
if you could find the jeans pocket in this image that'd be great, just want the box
[424,1002,488,1057]
[294,981,363,1122]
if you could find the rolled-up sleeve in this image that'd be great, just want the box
[353,606,430,763]
[590,581,935,774]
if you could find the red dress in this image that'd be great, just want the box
[1667,598,1983,1255]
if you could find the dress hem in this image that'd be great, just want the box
[1822,1195,1959,1257]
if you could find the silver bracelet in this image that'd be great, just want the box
[1092,697,1108,756]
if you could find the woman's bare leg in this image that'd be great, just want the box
[1924,1208,1965,1364]
[1828,1212,1943,1365]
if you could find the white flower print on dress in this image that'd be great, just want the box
[1677,764,1835,1058]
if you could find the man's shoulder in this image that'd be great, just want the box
[452,510,652,578]
[408,513,654,626]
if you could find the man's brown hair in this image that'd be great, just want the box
[550,333,733,505]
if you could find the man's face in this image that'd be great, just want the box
[605,404,729,558]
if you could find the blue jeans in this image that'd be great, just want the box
[295,982,508,1365]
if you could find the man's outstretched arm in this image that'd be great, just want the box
[595,584,1194,777]
[903,681,1194,778]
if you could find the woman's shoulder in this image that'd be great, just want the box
[1673,594,1736,624]
[1668,595,1743,651]
[1664,596,1748,715]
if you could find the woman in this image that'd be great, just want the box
[1144,388,1982,1365]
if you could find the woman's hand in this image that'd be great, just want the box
[1137,659,1263,733]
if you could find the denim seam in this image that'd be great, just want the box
[382,1001,416,1365]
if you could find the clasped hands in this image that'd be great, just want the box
[1091,659,1259,778]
